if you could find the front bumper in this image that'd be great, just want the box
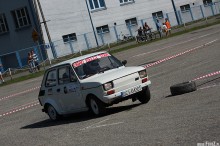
[103,80,151,105]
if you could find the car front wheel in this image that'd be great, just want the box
[89,97,106,116]
[137,86,151,104]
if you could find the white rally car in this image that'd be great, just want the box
[38,51,151,120]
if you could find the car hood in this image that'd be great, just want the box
[80,66,145,88]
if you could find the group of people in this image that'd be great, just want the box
[27,50,40,73]
[136,22,152,42]
[156,18,171,37]
[136,18,171,43]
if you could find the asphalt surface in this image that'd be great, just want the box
[0,24,220,146]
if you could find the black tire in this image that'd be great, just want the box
[88,96,106,116]
[137,86,151,104]
[146,34,151,41]
[170,81,197,96]
[46,104,61,121]
[151,33,156,40]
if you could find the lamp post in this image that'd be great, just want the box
[85,0,99,47]
[35,0,57,58]
[171,0,180,25]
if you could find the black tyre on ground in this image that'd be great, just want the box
[88,96,106,116]
[47,104,61,121]
[170,81,197,96]
[137,86,151,104]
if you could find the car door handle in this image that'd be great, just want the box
[57,89,60,92]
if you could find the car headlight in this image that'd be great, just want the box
[103,82,113,91]
[139,70,147,78]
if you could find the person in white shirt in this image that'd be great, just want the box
[162,23,168,36]
[31,50,40,71]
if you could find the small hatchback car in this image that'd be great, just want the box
[38,51,151,120]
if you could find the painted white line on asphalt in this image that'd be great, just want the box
[88,122,124,129]
[80,119,124,131]
[198,84,220,90]
[80,118,109,130]
[131,31,220,58]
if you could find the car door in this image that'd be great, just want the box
[56,65,86,112]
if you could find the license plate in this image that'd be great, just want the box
[121,85,142,97]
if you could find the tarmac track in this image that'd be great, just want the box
[0,24,220,146]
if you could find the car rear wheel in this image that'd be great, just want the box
[89,97,106,116]
[137,86,151,104]
[47,105,60,121]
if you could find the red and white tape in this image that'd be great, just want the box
[192,71,220,81]
[144,39,218,68]
[0,86,40,101]
[0,101,39,118]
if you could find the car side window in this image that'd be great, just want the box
[70,68,78,82]
[58,66,70,84]
[45,70,57,87]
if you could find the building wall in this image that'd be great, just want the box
[38,0,176,58]
[38,0,92,42]
[0,0,41,69]
[39,0,175,42]
[38,0,220,59]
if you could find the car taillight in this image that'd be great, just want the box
[142,78,148,83]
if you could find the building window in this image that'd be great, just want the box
[11,7,31,29]
[96,25,109,34]
[88,0,106,11]
[180,4,191,12]
[125,18,137,26]
[62,33,77,43]
[203,0,212,6]
[119,0,134,5]
[0,13,9,34]
[152,11,164,19]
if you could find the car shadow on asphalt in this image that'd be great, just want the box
[21,103,141,129]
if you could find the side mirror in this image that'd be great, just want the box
[122,60,127,66]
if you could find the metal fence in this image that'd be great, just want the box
[1,2,220,75]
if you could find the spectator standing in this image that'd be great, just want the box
[156,19,162,38]
[27,52,35,73]
[136,27,143,43]
[143,22,151,35]
[31,50,40,71]
[165,18,171,36]
[162,23,168,36]
[0,64,5,84]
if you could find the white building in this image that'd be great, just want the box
[37,0,220,58]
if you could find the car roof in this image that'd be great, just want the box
[51,51,108,68]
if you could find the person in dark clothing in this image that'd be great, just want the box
[156,19,162,38]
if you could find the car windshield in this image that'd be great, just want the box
[72,53,123,79]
